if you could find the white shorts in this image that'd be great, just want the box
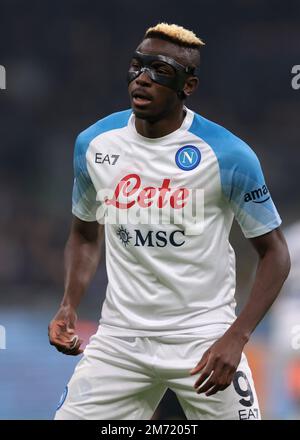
[54,332,261,420]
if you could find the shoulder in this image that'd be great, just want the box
[75,109,132,155]
[189,111,260,170]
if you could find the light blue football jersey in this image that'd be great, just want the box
[72,107,281,336]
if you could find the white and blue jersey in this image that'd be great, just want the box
[72,107,281,337]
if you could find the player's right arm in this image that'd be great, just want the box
[49,127,103,355]
[48,217,104,355]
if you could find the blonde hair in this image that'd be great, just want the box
[145,23,205,48]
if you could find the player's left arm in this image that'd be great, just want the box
[190,137,291,396]
[190,226,290,396]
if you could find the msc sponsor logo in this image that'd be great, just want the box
[175,145,201,171]
[244,185,270,203]
[95,153,119,165]
[116,226,185,248]
[116,225,132,246]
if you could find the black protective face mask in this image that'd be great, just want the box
[127,51,198,98]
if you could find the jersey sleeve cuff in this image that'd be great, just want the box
[242,218,282,238]
[72,207,97,222]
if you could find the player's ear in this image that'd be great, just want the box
[183,76,199,97]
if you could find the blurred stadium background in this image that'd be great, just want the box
[0,0,299,420]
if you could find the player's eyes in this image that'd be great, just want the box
[151,64,173,75]
[130,60,141,70]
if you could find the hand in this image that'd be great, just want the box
[48,305,83,356]
[189,331,247,396]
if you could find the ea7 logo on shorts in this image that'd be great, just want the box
[95,153,120,165]
[175,145,201,171]
[244,185,270,204]
[238,408,259,420]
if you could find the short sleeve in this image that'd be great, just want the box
[71,133,98,222]
[223,147,282,238]
[188,113,282,238]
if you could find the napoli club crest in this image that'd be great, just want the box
[175,145,201,171]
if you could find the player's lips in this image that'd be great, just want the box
[131,89,153,107]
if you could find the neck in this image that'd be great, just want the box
[135,105,186,138]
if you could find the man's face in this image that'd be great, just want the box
[128,38,191,121]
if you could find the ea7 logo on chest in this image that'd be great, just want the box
[95,153,120,165]
[244,185,270,203]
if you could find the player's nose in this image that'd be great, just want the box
[135,69,152,86]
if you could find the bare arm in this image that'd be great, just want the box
[62,216,104,309]
[227,227,291,340]
[48,216,104,355]
[191,227,291,395]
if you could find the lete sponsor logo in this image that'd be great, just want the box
[104,174,189,209]
[95,173,204,234]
